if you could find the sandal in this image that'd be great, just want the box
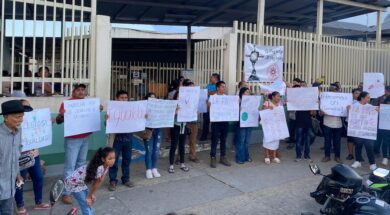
[16,208,29,215]
[180,165,189,172]
[168,166,175,173]
[34,203,51,210]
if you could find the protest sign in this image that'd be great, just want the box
[21,108,52,152]
[259,80,287,96]
[210,95,239,122]
[106,101,147,134]
[347,104,378,140]
[240,96,262,127]
[259,106,289,142]
[64,98,101,137]
[379,104,390,130]
[364,73,385,98]
[320,92,353,117]
[198,89,208,113]
[146,99,178,128]
[287,87,319,111]
[178,86,200,122]
[244,44,284,82]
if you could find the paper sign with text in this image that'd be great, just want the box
[347,104,378,140]
[210,95,239,122]
[21,108,52,152]
[379,104,390,130]
[198,89,208,113]
[240,95,262,127]
[364,73,385,99]
[146,99,178,128]
[320,92,353,117]
[178,86,200,122]
[287,87,319,111]
[259,106,289,142]
[106,101,147,134]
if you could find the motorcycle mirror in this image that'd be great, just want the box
[309,164,321,175]
[50,179,65,204]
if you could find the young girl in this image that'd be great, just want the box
[65,147,115,215]
[262,91,282,164]
[235,87,253,164]
[144,93,162,179]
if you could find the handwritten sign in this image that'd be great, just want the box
[198,89,208,113]
[146,99,178,128]
[178,86,200,122]
[259,106,289,142]
[106,101,147,134]
[64,98,101,137]
[244,44,284,82]
[210,95,239,122]
[364,73,385,98]
[259,80,287,96]
[21,108,52,152]
[347,104,378,140]
[240,96,262,127]
[287,87,319,111]
[379,104,390,130]
[320,92,353,117]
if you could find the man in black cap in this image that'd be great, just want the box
[0,100,33,215]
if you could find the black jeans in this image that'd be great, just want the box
[374,129,386,154]
[210,122,229,157]
[355,137,375,164]
[288,119,296,142]
[200,112,210,139]
[323,126,342,158]
[382,130,390,158]
[169,125,186,165]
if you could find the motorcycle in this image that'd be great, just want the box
[308,164,390,215]
[366,168,390,203]
[49,179,77,215]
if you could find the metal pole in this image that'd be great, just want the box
[376,11,382,47]
[256,0,265,45]
[186,25,191,69]
[315,0,323,82]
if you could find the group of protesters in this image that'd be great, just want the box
[1,73,389,215]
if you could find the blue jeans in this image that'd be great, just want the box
[295,127,312,159]
[144,129,161,170]
[323,126,342,158]
[14,156,44,208]
[72,189,94,215]
[235,127,252,163]
[63,137,89,195]
[210,122,228,157]
[0,198,13,215]
[109,133,132,184]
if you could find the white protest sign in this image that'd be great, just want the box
[240,96,262,127]
[320,92,353,117]
[364,73,385,98]
[244,44,284,82]
[21,108,52,152]
[178,86,200,122]
[347,104,378,140]
[379,104,390,130]
[287,87,319,111]
[259,106,289,142]
[210,95,239,122]
[64,98,101,137]
[146,99,178,128]
[198,89,208,113]
[106,101,147,134]
[259,80,287,96]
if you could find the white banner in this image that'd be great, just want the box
[259,106,289,142]
[64,98,101,137]
[240,96,262,127]
[146,99,178,128]
[287,87,319,111]
[379,104,390,130]
[106,101,147,134]
[347,104,378,140]
[244,44,284,82]
[320,92,353,117]
[178,86,200,122]
[210,95,239,122]
[259,80,286,96]
[21,108,52,152]
[364,73,385,98]
[198,89,208,113]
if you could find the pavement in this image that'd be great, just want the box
[22,137,379,215]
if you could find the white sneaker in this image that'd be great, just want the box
[351,161,362,168]
[383,158,388,166]
[273,157,281,164]
[152,168,161,178]
[264,158,271,164]
[146,169,153,179]
[370,164,377,171]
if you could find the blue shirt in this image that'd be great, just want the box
[206,84,216,93]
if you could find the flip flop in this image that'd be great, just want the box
[168,167,175,173]
[34,203,51,210]
[180,166,189,172]
[16,208,29,215]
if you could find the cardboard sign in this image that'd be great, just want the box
[146,99,178,128]
[240,96,262,127]
[320,92,353,117]
[259,106,289,142]
[106,101,147,134]
[347,104,378,140]
[364,73,385,99]
[21,108,52,152]
[198,89,208,113]
[178,86,200,122]
[210,95,239,122]
[379,104,390,130]
[244,44,284,82]
[64,98,101,137]
[287,87,319,111]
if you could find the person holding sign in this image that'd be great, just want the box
[373,86,390,158]
[209,81,232,168]
[381,97,390,166]
[200,73,220,141]
[345,88,361,161]
[349,92,378,171]
[106,90,135,191]
[56,84,103,204]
